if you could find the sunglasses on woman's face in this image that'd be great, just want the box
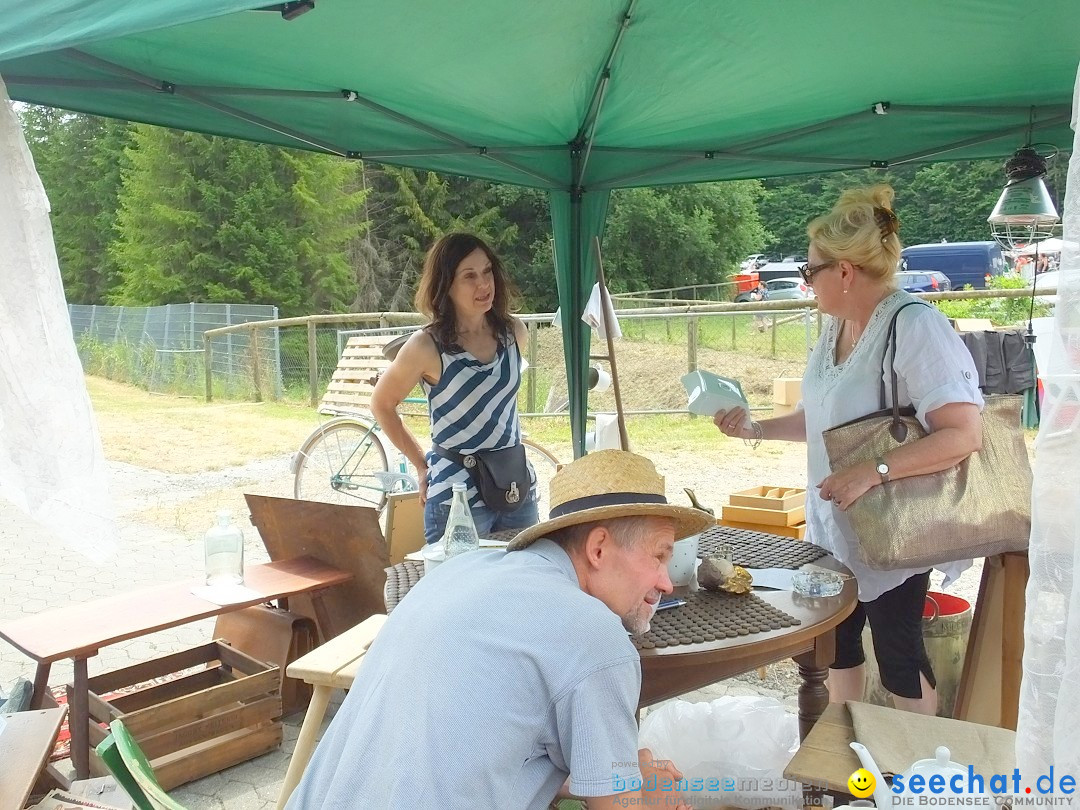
[798,260,836,284]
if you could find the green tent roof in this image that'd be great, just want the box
[3,0,1076,189]
[2,0,1077,452]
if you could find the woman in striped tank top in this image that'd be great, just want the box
[371,233,540,544]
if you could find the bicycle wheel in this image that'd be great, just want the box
[523,438,560,520]
[294,418,391,510]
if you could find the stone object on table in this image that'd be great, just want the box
[698,556,753,594]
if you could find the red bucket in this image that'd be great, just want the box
[924,591,970,622]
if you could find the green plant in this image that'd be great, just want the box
[936,276,1049,326]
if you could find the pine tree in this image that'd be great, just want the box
[19,107,129,303]
[111,126,366,315]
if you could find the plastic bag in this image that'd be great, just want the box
[638,696,804,808]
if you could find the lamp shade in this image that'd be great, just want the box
[987,175,1060,226]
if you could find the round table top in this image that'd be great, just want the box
[384,528,856,662]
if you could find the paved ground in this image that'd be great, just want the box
[1,447,981,807]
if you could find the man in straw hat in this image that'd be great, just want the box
[287,450,712,810]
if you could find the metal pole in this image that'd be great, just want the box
[771,314,778,357]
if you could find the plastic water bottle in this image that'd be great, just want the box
[204,509,244,586]
[441,482,479,558]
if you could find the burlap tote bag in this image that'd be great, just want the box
[822,302,1031,570]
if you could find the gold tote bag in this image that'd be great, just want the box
[821,302,1032,571]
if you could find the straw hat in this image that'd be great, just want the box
[507,450,715,551]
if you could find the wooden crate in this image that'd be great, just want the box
[83,640,281,791]
[719,518,807,540]
[728,486,805,511]
[722,503,805,527]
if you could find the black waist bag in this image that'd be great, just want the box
[432,443,530,513]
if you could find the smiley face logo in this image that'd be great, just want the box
[848,768,876,798]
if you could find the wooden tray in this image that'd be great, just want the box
[729,486,806,511]
[719,518,807,540]
[722,502,805,527]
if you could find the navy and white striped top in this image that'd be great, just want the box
[422,329,530,511]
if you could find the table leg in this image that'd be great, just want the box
[793,632,834,742]
[29,662,52,709]
[69,658,91,780]
[309,593,335,642]
[277,684,332,809]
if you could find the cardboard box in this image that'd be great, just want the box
[83,641,281,791]
[772,378,802,406]
[729,486,806,511]
[719,518,807,540]
[722,503,805,527]
[950,318,994,333]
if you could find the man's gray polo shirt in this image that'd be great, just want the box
[287,538,644,809]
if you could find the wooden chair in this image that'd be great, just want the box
[276,614,387,809]
[96,719,187,810]
[385,491,425,564]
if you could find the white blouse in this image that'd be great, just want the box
[800,290,984,602]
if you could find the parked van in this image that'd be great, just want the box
[899,242,1006,290]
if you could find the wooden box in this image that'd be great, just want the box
[729,486,806,511]
[722,503,805,526]
[83,641,281,791]
[719,518,808,540]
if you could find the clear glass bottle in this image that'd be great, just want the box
[204,509,244,586]
[441,482,479,558]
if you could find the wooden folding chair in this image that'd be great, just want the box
[95,719,187,810]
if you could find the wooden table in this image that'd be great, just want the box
[0,556,352,780]
[0,707,67,809]
[385,550,856,739]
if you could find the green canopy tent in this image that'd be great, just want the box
[2,0,1078,454]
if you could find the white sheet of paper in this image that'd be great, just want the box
[189,583,262,606]
[745,567,797,590]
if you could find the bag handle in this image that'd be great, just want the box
[878,300,932,442]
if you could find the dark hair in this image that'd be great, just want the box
[414,233,519,349]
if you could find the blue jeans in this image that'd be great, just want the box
[423,491,539,545]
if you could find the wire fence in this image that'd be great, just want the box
[73,289,1051,418]
[69,302,280,398]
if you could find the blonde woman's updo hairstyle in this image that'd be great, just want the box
[807,184,902,283]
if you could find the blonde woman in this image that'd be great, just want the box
[714,185,983,715]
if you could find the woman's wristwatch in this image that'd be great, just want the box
[874,456,891,483]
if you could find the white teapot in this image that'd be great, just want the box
[849,741,987,809]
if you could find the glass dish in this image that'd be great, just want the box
[792,570,845,598]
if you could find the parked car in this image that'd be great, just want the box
[740,253,767,271]
[895,270,952,293]
[781,255,808,264]
[900,241,1006,289]
[765,277,813,300]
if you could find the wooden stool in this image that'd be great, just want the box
[275,614,387,810]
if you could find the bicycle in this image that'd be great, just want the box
[291,412,561,516]
[293,329,561,514]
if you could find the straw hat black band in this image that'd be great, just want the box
[549,491,667,519]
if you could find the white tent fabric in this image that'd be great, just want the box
[0,78,116,561]
[1016,67,1080,777]
[1016,237,1069,256]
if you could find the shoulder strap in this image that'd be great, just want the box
[878,300,933,441]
